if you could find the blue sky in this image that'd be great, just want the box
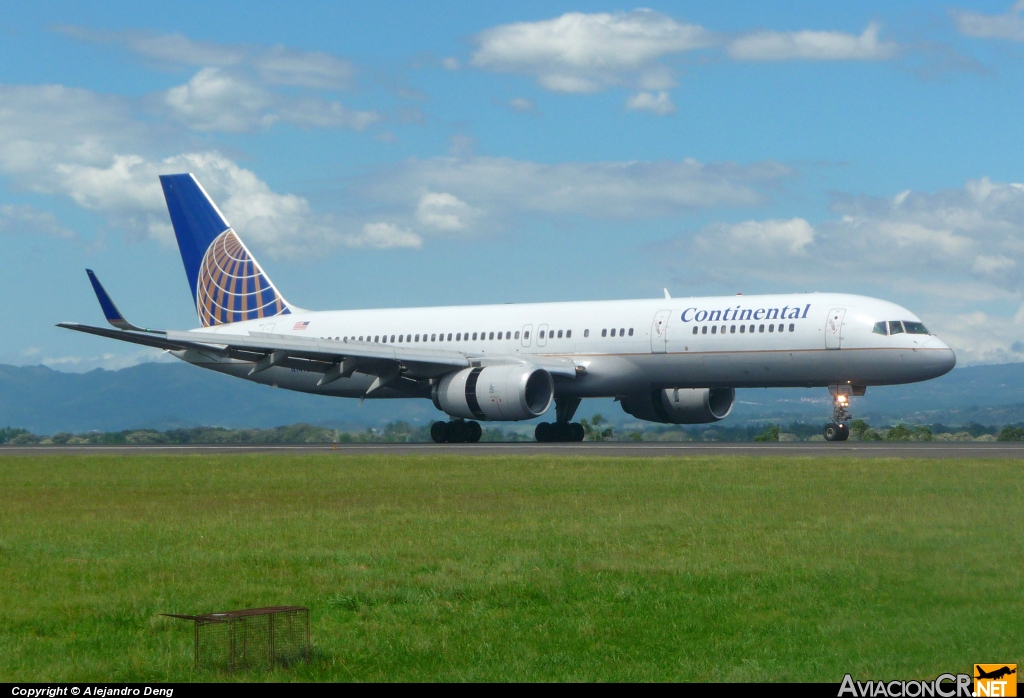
[2,0,1023,370]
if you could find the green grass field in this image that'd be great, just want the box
[0,453,1021,682]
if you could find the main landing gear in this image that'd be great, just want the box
[535,397,586,442]
[431,420,482,443]
[823,388,852,442]
[535,421,585,442]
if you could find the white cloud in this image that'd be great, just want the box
[0,204,75,239]
[953,1,1024,41]
[727,23,897,61]
[416,192,475,232]
[441,57,461,70]
[625,91,675,115]
[507,97,536,113]
[57,27,357,90]
[41,349,176,372]
[359,156,791,227]
[162,68,380,133]
[696,218,815,256]
[0,83,373,257]
[471,10,714,93]
[348,222,422,249]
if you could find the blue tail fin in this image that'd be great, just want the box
[159,174,291,327]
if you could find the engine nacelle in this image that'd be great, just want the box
[621,388,735,424]
[433,365,554,421]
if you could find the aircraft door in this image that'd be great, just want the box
[537,323,548,347]
[651,310,671,353]
[521,324,533,347]
[825,308,846,349]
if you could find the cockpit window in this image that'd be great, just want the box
[872,321,887,336]
[903,321,929,335]
[888,320,905,335]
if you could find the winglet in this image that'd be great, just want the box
[663,288,671,299]
[85,269,149,332]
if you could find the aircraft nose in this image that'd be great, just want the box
[923,336,956,376]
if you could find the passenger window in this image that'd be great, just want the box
[584,329,589,338]
[374,335,379,342]
[456,333,461,341]
[389,335,394,343]
[789,323,794,332]
[539,330,545,339]
[359,336,364,341]
[602,329,607,337]
[904,321,929,335]
[557,330,563,338]
[472,332,477,340]
[768,325,774,333]
[739,325,745,333]
[873,322,887,336]
[447,333,452,341]
[889,321,905,335]
[497,332,503,340]
[721,325,726,334]
[524,331,529,339]
[566,330,572,338]
[619,328,625,336]
[711,326,717,334]
[702,326,708,335]
[730,325,735,333]
[693,326,698,335]
[759,325,764,333]
[489,332,494,340]
[628,328,633,336]
[398,335,403,342]
[515,331,520,339]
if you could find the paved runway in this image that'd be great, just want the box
[3,441,1024,458]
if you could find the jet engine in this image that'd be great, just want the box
[621,388,735,424]
[433,365,554,421]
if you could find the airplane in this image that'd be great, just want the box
[976,666,1017,681]
[59,173,957,443]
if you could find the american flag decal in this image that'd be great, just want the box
[293,321,310,330]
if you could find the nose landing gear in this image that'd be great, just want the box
[823,387,854,442]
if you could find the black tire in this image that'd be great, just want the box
[823,423,839,441]
[535,422,552,442]
[570,422,585,442]
[448,421,468,443]
[835,423,850,441]
[552,422,570,442]
[430,421,450,443]
[467,421,482,443]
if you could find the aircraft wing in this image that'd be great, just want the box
[58,324,579,392]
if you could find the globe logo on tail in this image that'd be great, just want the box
[196,230,290,327]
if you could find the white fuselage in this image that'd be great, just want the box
[175,292,956,403]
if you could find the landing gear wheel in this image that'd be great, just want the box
[823,423,850,442]
[448,420,468,443]
[431,421,450,443]
[535,422,552,442]
[466,421,482,443]
[570,422,585,442]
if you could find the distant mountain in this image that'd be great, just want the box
[0,362,440,434]
[1,360,1023,434]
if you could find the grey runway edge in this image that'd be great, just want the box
[3,442,1024,459]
